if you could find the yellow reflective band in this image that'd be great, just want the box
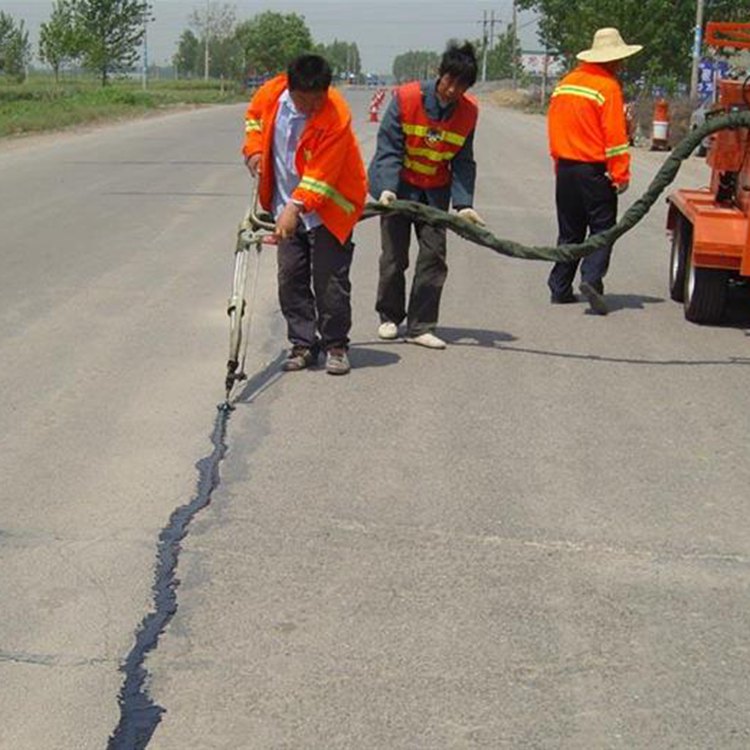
[551,85,605,106]
[402,122,466,146]
[405,145,455,162]
[245,118,262,133]
[605,143,630,157]
[298,177,355,214]
[403,156,438,176]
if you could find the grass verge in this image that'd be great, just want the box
[0,77,247,138]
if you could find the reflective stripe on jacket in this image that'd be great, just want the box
[547,62,630,186]
[397,81,478,189]
[242,74,367,244]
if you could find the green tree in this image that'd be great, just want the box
[486,24,522,80]
[75,0,151,85]
[173,28,200,78]
[188,1,236,79]
[209,34,243,80]
[39,0,80,82]
[392,50,440,82]
[0,11,31,82]
[517,0,750,86]
[234,11,313,77]
[317,39,361,80]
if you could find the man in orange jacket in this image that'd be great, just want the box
[547,28,642,315]
[242,54,367,375]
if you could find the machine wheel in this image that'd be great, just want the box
[226,247,250,394]
[683,240,729,324]
[669,213,690,302]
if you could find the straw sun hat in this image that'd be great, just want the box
[576,27,643,63]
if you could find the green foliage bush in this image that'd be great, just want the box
[0,76,246,137]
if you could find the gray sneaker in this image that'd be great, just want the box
[283,345,319,371]
[326,347,351,375]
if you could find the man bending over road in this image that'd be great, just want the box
[243,54,367,375]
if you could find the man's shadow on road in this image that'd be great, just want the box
[594,293,664,314]
[438,323,750,367]
[349,346,401,369]
[439,327,518,347]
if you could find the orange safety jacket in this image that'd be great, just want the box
[242,74,367,244]
[397,81,478,189]
[547,62,630,186]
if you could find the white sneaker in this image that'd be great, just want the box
[377,321,398,340]
[405,332,446,349]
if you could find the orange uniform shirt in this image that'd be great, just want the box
[242,75,367,244]
[547,62,630,186]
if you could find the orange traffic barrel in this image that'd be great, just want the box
[650,99,670,151]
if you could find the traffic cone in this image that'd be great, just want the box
[650,98,671,151]
[369,98,379,122]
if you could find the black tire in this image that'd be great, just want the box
[669,214,689,302]
[683,240,729,324]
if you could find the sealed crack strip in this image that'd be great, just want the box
[107,355,284,749]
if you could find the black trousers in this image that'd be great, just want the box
[376,213,447,335]
[548,160,618,297]
[277,222,353,350]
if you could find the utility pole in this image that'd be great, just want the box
[511,0,518,89]
[689,0,705,101]
[204,0,210,81]
[481,10,488,83]
[141,14,148,90]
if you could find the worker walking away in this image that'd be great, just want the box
[369,42,484,350]
[242,54,367,375]
[547,27,642,315]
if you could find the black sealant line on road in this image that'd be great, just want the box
[107,354,285,749]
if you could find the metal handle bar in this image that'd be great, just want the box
[243,179,276,232]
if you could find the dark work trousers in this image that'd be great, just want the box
[376,213,448,336]
[277,221,354,351]
[548,159,618,297]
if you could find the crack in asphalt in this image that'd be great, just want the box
[0,651,112,668]
[107,354,284,749]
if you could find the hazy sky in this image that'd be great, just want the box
[2,0,539,74]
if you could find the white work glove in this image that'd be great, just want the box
[457,207,485,226]
[615,181,629,195]
[378,189,397,206]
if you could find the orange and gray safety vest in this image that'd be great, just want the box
[397,81,478,189]
[547,62,631,186]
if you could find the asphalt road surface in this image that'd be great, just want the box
[1,89,749,749]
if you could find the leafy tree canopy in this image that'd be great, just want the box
[39,0,80,81]
[485,24,523,81]
[0,10,31,82]
[74,0,151,85]
[316,39,361,79]
[392,50,440,82]
[234,11,313,76]
[173,29,200,77]
[517,0,750,84]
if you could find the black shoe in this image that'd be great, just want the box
[580,282,608,315]
[550,291,578,304]
[283,345,319,371]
